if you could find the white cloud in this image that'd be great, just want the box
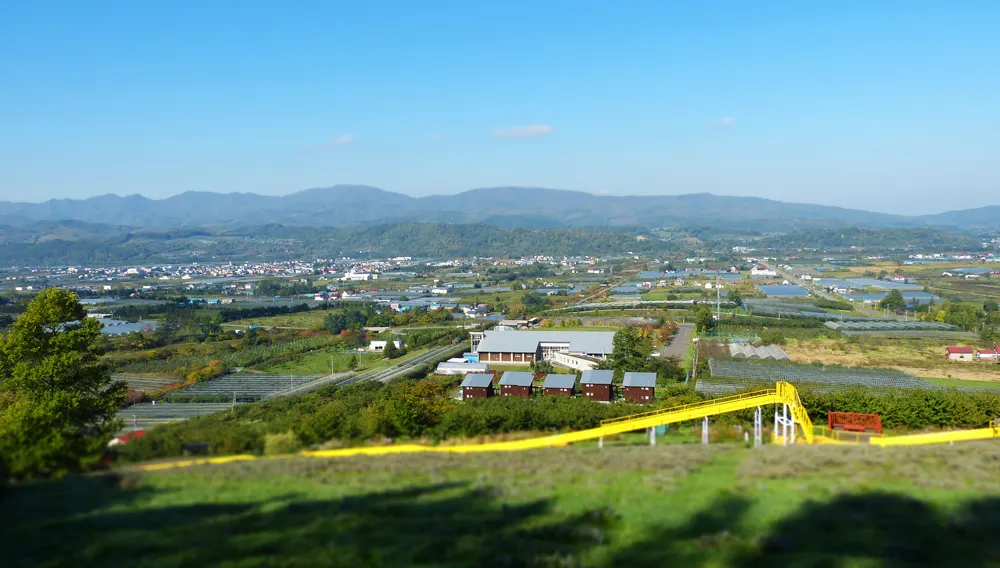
[323,134,354,149]
[711,118,734,127]
[430,132,442,140]
[491,124,553,138]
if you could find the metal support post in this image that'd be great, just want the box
[702,416,709,445]
[598,435,603,449]
[649,427,656,446]
[754,406,762,448]
[790,405,796,445]
[783,404,789,446]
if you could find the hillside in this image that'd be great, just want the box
[1,186,996,230]
[5,444,1000,566]
[0,221,674,265]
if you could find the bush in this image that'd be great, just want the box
[263,432,301,456]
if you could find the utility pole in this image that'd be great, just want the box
[716,275,721,322]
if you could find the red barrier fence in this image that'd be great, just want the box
[828,411,882,434]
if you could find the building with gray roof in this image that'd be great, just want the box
[623,372,656,403]
[460,373,494,400]
[542,374,577,396]
[475,330,615,364]
[498,371,534,398]
[581,369,614,401]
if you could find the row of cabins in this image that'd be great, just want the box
[460,370,657,403]
[945,346,999,362]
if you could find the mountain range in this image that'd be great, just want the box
[1,186,997,231]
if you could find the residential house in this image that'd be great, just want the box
[622,372,657,403]
[581,370,614,402]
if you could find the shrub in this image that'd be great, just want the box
[263,432,301,456]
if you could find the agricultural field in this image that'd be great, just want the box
[224,309,331,329]
[7,444,1000,566]
[251,347,376,375]
[701,359,933,395]
[782,336,1000,382]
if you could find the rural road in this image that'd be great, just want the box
[662,323,695,359]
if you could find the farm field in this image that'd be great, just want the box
[782,336,1000,382]
[923,377,1000,390]
[252,347,375,375]
[7,444,1000,566]
[224,309,330,329]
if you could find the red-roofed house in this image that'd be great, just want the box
[945,346,975,362]
[978,348,999,362]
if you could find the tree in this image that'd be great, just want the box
[346,353,359,371]
[599,327,652,380]
[728,289,743,307]
[879,290,907,313]
[985,301,999,314]
[695,304,716,332]
[0,289,127,479]
[382,338,400,359]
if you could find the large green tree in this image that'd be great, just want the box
[879,290,907,313]
[694,304,716,332]
[599,327,652,380]
[0,289,127,479]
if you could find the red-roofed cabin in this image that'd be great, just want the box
[945,346,975,361]
[979,348,999,362]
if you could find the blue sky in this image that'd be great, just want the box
[1,0,998,214]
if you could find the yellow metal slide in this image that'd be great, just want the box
[136,381,1000,471]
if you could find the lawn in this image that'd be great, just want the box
[6,444,1000,566]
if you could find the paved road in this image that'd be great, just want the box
[662,323,695,359]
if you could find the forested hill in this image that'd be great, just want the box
[0,221,677,266]
[757,228,982,251]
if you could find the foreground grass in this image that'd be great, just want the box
[5,444,1000,566]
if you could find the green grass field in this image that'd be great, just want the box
[924,377,1000,390]
[6,443,1000,566]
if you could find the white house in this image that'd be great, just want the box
[343,272,377,282]
[368,340,402,352]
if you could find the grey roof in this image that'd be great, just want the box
[476,330,614,356]
[460,374,494,388]
[542,374,577,390]
[498,372,534,387]
[580,370,614,385]
[623,372,657,388]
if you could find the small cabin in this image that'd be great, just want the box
[498,372,534,398]
[622,372,656,403]
[460,373,494,400]
[542,373,577,396]
[581,370,613,402]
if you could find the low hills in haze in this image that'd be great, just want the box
[0,186,997,230]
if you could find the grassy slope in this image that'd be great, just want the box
[6,444,1000,567]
